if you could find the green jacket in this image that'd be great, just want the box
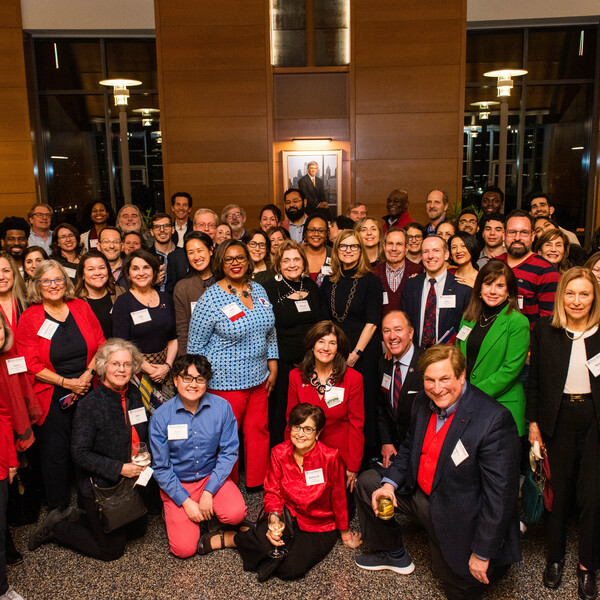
[456,305,530,435]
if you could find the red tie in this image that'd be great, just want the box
[392,361,403,412]
[421,278,437,348]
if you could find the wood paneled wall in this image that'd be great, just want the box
[352,0,467,223]
[154,0,272,224]
[0,0,37,217]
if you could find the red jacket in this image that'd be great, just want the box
[16,300,105,423]
[0,401,17,480]
[286,367,364,472]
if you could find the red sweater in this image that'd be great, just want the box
[16,299,105,423]
[373,260,424,317]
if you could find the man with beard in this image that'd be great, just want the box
[425,189,448,236]
[496,209,560,329]
[526,192,580,246]
[0,217,29,267]
[383,190,413,233]
[221,204,246,240]
[281,188,307,243]
[476,213,505,268]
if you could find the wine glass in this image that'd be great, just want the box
[132,442,151,467]
[267,512,288,558]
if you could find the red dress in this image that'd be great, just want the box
[286,367,364,472]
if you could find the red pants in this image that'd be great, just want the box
[161,476,246,558]
[212,383,270,487]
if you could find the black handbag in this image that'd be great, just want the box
[91,476,147,533]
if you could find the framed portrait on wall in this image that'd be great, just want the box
[282,150,342,215]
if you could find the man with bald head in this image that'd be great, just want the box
[383,189,413,233]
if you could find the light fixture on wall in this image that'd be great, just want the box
[133,108,160,126]
[99,78,142,105]
[470,101,499,120]
[292,137,333,142]
[483,69,527,97]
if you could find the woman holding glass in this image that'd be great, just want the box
[28,338,149,561]
[50,224,84,282]
[244,229,273,286]
[528,267,600,598]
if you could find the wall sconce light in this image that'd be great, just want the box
[133,108,160,126]
[99,78,142,105]
[483,69,527,97]
[470,101,499,120]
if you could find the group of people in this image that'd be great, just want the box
[0,184,597,600]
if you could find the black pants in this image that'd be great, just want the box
[544,398,600,569]
[52,496,147,562]
[235,519,337,580]
[0,479,8,595]
[356,469,508,600]
[268,360,294,448]
[37,397,75,509]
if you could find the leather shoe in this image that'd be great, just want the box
[543,559,565,589]
[578,566,598,600]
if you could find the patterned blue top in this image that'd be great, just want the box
[187,282,278,390]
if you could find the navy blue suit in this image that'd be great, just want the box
[401,271,471,344]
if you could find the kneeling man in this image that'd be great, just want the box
[355,345,521,600]
[150,354,246,558]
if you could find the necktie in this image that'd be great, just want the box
[311,177,315,186]
[421,278,437,348]
[392,361,403,412]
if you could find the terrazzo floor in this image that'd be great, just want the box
[7,487,584,600]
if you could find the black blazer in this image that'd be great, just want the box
[385,384,521,577]
[401,271,471,344]
[377,346,423,447]
[71,383,148,498]
[297,174,326,214]
[527,316,600,437]
[171,218,193,246]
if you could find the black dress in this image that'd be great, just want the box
[86,294,114,340]
[263,276,321,445]
[320,267,383,451]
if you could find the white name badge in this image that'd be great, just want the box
[64,267,77,279]
[128,407,147,425]
[295,300,311,313]
[381,373,392,391]
[451,439,469,467]
[383,291,389,305]
[135,466,153,487]
[324,386,344,408]
[131,308,151,325]
[258,297,270,307]
[438,295,456,309]
[190,301,198,314]
[222,302,245,322]
[586,352,600,378]
[6,357,26,375]
[167,424,188,440]
[89,239,98,249]
[37,319,59,340]
[305,468,325,486]
[517,295,524,310]
[456,325,473,342]
[320,265,332,276]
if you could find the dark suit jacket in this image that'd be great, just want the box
[527,316,600,437]
[377,346,424,447]
[149,245,189,294]
[401,271,471,344]
[385,384,521,577]
[171,218,193,246]
[373,260,423,317]
[297,174,326,214]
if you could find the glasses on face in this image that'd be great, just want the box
[153,224,173,231]
[226,212,242,220]
[339,243,360,252]
[108,361,132,370]
[40,277,66,287]
[506,229,531,238]
[178,374,207,385]
[407,234,423,241]
[307,228,326,234]
[32,213,51,219]
[101,239,121,246]
[57,234,76,241]
[223,255,247,265]
[290,424,316,434]
[459,218,477,226]
[248,241,267,250]
[198,223,217,230]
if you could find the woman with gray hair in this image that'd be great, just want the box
[28,338,149,560]
[16,260,105,512]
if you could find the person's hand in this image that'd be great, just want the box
[266,528,285,546]
[371,483,397,516]
[468,554,490,584]
[149,364,169,383]
[383,349,393,361]
[65,376,91,395]
[341,530,363,549]
[346,351,359,367]
[528,422,543,448]
[182,498,202,523]
[8,467,17,484]
[317,201,329,209]
[156,265,166,285]
[265,371,277,395]
[198,490,214,521]
[120,462,145,479]
[381,444,398,469]
[346,470,358,492]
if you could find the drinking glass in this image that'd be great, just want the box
[132,442,151,467]
[267,512,288,558]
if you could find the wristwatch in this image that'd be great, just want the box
[354,349,363,356]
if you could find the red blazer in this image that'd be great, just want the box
[286,367,364,472]
[16,299,105,423]
[373,259,424,317]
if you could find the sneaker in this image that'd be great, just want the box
[355,550,415,575]
[0,585,24,600]
[28,508,65,551]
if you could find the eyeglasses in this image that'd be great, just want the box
[223,255,247,265]
[108,361,132,370]
[248,241,267,250]
[197,223,217,230]
[506,229,532,237]
[291,424,317,434]
[339,243,360,252]
[306,228,327,234]
[100,239,121,246]
[32,213,51,219]
[57,234,76,241]
[226,212,242,220]
[407,234,423,241]
[152,224,173,231]
[178,374,207,385]
[40,277,66,287]
[458,218,477,225]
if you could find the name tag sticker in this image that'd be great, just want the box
[135,466,153,487]
[167,424,188,440]
[6,357,26,375]
[451,439,469,467]
[383,291,389,305]
[305,468,325,486]
[586,352,600,378]
[190,301,197,314]
[320,265,332,276]
[518,295,524,310]
[128,407,147,425]
[64,267,77,278]
[89,239,98,249]
[37,319,59,340]
[131,309,151,325]
[222,302,245,322]
[324,386,344,408]
[381,373,392,391]
[258,297,270,307]
[456,325,473,342]
[439,295,456,309]
[295,300,311,313]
